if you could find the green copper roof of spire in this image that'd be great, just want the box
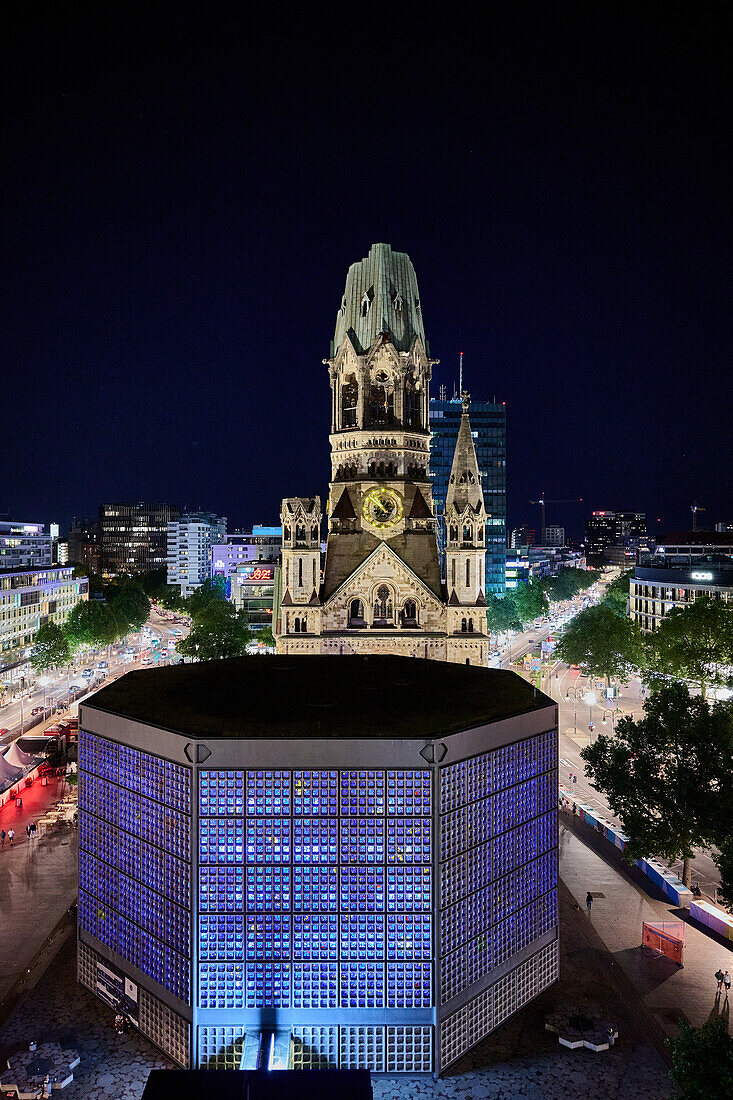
[332,243,427,355]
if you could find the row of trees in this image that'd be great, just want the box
[30,582,151,674]
[176,578,264,661]
[555,593,733,696]
[485,568,599,633]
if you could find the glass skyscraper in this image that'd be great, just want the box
[430,398,507,596]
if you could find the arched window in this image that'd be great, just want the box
[405,378,421,428]
[402,599,418,627]
[342,376,358,428]
[296,525,306,543]
[463,525,472,542]
[369,371,394,427]
[293,617,300,633]
[449,526,458,543]
[461,617,467,633]
[468,618,474,633]
[451,559,456,588]
[466,559,471,587]
[284,526,291,542]
[477,528,483,543]
[348,598,365,626]
[285,560,290,588]
[311,527,318,542]
[298,558,303,587]
[301,616,307,633]
[374,584,393,622]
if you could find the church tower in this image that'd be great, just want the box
[276,243,488,665]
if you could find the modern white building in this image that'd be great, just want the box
[167,514,227,598]
[0,520,53,570]
[0,566,89,682]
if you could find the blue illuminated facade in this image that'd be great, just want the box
[429,397,507,597]
[77,659,558,1075]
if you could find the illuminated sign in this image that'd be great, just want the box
[238,566,274,582]
[690,571,713,581]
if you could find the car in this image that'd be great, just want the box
[160,649,168,658]
[31,706,45,716]
[97,661,109,669]
[0,728,8,736]
[172,629,183,637]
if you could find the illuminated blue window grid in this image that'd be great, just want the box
[246,771,291,815]
[387,962,431,1008]
[465,842,491,894]
[292,866,338,912]
[119,916,140,961]
[199,771,244,816]
[440,900,466,955]
[118,745,141,793]
[466,886,492,940]
[387,818,431,864]
[245,962,290,1008]
[97,862,118,909]
[341,867,385,912]
[340,915,385,959]
[245,915,290,960]
[340,962,384,1008]
[199,867,244,912]
[200,819,244,864]
[199,915,243,961]
[466,934,491,985]
[388,867,431,912]
[538,889,558,935]
[387,915,432,959]
[340,771,385,815]
[97,737,118,781]
[199,963,244,1009]
[246,818,290,863]
[292,962,338,1008]
[340,818,384,863]
[466,798,491,849]
[292,818,338,863]
[118,872,138,921]
[292,771,338,815]
[292,915,338,959]
[386,770,431,815]
[246,866,291,911]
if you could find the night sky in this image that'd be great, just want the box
[4,9,731,539]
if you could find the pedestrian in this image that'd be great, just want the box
[8,828,14,846]
[0,829,5,849]
[572,774,577,785]
[26,824,31,840]
[725,971,731,998]
[30,822,36,838]
[586,891,593,914]
[715,968,724,992]
[572,802,577,816]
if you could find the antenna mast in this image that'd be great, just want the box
[459,351,463,397]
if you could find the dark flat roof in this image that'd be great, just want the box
[83,655,553,741]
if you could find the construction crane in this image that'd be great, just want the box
[690,501,706,531]
[529,495,583,544]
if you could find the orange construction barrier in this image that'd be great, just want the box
[642,921,685,966]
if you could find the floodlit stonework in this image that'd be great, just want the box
[277,243,489,665]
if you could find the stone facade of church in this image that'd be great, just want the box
[276,243,489,665]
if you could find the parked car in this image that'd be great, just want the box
[97,661,109,669]
[31,706,45,716]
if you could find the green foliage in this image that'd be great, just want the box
[512,578,549,624]
[30,621,71,673]
[139,568,187,610]
[63,599,120,650]
[109,583,150,633]
[257,626,275,648]
[667,1017,733,1099]
[177,600,252,661]
[643,596,733,697]
[581,684,732,872]
[541,568,598,603]
[187,576,228,617]
[485,593,522,633]
[600,569,632,617]
[555,603,641,685]
[713,836,733,911]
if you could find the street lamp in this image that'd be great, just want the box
[583,691,597,739]
[40,676,51,714]
[601,708,616,731]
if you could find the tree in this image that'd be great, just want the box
[667,1017,733,1098]
[485,593,522,633]
[541,568,598,604]
[601,569,632,617]
[187,576,228,617]
[64,599,120,650]
[109,583,150,633]
[643,596,733,698]
[257,625,275,648]
[581,684,733,885]
[177,600,251,661]
[512,578,549,624]
[555,603,641,687]
[30,621,71,673]
[713,836,733,911]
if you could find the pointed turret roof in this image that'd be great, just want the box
[445,395,485,516]
[332,243,427,355]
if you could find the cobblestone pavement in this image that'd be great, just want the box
[0,879,672,1100]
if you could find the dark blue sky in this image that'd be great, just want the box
[3,9,731,538]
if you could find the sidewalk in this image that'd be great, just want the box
[0,775,79,1006]
[559,816,732,1042]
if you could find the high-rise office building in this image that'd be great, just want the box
[430,397,506,596]
[98,503,180,578]
[510,526,535,549]
[167,513,227,598]
[542,526,565,548]
[585,512,646,557]
[0,520,52,570]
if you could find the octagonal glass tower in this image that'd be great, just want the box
[77,656,558,1075]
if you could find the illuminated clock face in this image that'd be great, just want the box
[362,487,404,529]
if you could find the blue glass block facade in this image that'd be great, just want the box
[438,730,558,1016]
[429,397,507,596]
[196,768,433,1014]
[78,731,192,1003]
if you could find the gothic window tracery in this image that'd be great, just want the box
[342,375,358,428]
[401,599,418,627]
[373,584,393,623]
[369,370,394,427]
[404,376,421,429]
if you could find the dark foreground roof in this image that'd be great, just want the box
[83,655,553,741]
[142,1069,372,1100]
